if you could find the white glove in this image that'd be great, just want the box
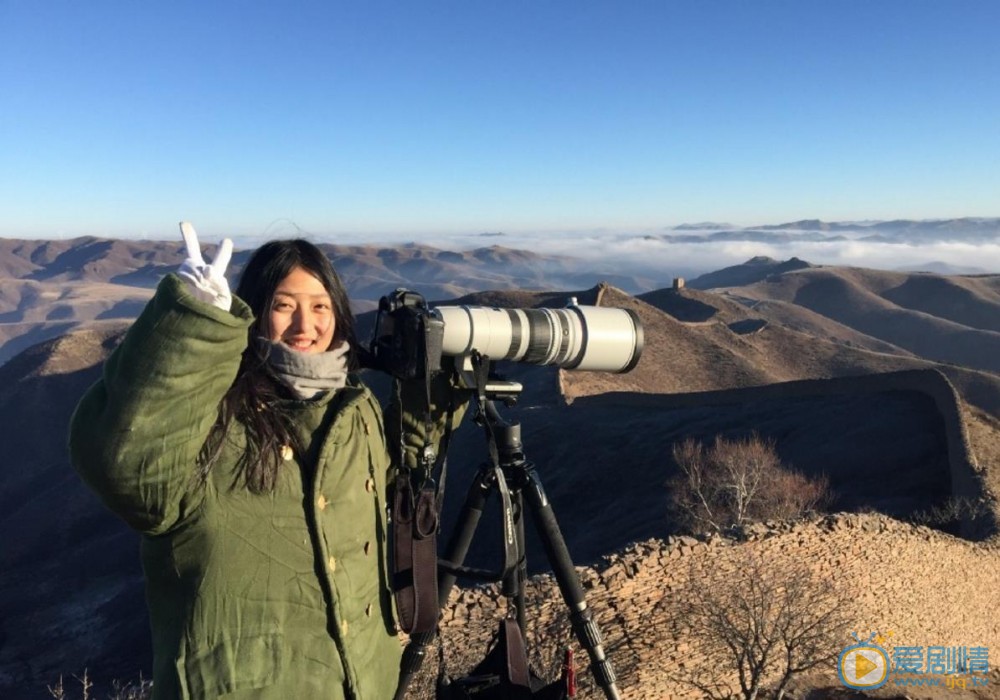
[177,221,234,311]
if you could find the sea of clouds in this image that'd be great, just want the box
[364,230,999,278]
[229,219,1000,280]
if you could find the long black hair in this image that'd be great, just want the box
[199,239,359,493]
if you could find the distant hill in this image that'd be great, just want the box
[672,221,736,230]
[0,237,664,365]
[656,218,1000,256]
[638,285,910,356]
[896,261,992,275]
[757,217,1000,242]
[0,237,660,295]
[709,265,1000,375]
[0,327,149,691]
[685,256,813,290]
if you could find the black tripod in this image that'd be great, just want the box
[393,384,622,700]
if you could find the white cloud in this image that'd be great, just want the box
[277,226,1000,277]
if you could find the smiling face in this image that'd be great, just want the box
[266,265,336,353]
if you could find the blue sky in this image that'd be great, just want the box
[1,1,998,242]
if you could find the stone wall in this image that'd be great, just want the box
[562,368,998,539]
[425,514,1000,698]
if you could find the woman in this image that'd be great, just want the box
[69,223,465,699]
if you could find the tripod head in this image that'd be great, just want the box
[475,399,526,468]
[479,378,523,407]
[453,350,524,407]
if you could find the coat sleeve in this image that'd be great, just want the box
[68,273,254,535]
[383,370,470,477]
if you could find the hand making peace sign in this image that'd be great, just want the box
[177,221,234,311]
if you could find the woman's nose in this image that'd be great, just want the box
[290,307,313,332]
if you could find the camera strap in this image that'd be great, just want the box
[392,364,461,636]
[393,471,440,635]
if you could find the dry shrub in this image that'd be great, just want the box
[763,468,830,520]
[668,432,829,534]
[676,550,851,700]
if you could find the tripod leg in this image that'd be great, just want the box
[522,471,623,700]
[393,462,494,700]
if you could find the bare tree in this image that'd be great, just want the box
[677,550,850,700]
[668,433,829,534]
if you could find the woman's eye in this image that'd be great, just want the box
[273,302,293,311]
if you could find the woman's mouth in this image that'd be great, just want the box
[285,338,315,351]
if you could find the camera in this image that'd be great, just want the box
[368,288,644,380]
[368,289,446,380]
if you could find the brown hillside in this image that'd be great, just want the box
[729,297,916,356]
[965,406,1000,506]
[0,280,150,364]
[725,267,1000,374]
[0,237,187,283]
[642,285,913,356]
[555,285,1000,418]
[686,255,813,289]
[879,273,1000,332]
[0,237,608,298]
[638,286,754,323]
[0,280,151,324]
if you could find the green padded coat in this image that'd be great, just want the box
[69,274,459,699]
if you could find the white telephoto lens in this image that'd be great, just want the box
[433,303,642,373]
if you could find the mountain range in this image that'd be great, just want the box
[668,216,1000,244]
[1,235,999,696]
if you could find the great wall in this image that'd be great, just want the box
[419,365,1000,698]
[423,515,1000,697]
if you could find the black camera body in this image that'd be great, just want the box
[369,288,445,381]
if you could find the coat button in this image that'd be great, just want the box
[363,421,371,435]
[328,556,336,573]
[280,445,294,461]
[363,541,371,556]
[365,603,372,617]
[364,478,374,493]
[317,495,328,510]
[341,619,349,637]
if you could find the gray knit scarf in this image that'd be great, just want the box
[256,338,350,400]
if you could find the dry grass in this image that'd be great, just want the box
[46,670,152,700]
